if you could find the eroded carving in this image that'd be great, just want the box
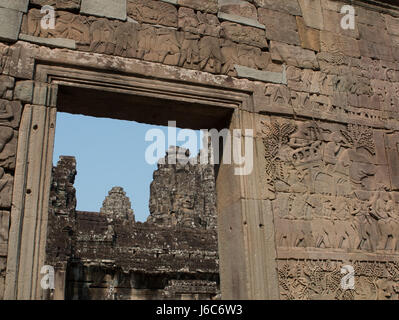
[278,259,399,300]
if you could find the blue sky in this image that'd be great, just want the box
[53,112,202,222]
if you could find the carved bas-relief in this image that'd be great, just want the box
[261,118,399,299]
[277,259,399,300]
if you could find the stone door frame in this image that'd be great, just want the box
[3,47,280,300]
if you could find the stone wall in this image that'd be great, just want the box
[0,0,399,299]
[46,155,219,300]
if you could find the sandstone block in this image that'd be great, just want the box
[178,0,218,14]
[320,31,360,57]
[296,16,320,51]
[127,0,178,27]
[218,12,265,29]
[384,14,399,37]
[0,0,28,12]
[253,0,302,16]
[235,65,286,84]
[356,5,385,28]
[13,80,34,103]
[221,22,268,48]
[0,8,23,42]
[219,1,258,20]
[322,9,359,39]
[0,210,9,256]
[270,41,319,69]
[359,40,394,62]
[81,0,127,21]
[0,100,22,129]
[298,0,324,30]
[320,0,341,12]
[258,8,300,45]
[0,169,13,208]
[30,0,81,9]
[19,33,77,50]
[358,23,391,45]
[0,75,14,99]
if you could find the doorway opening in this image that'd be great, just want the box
[46,84,233,300]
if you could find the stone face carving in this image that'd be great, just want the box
[100,187,135,224]
[49,156,77,216]
[178,0,218,14]
[270,41,319,70]
[258,8,300,46]
[147,146,217,230]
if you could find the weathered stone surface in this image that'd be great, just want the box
[217,12,265,29]
[0,75,14,99]
[358,23,391,45]
[235,65,286,84]
[0,257,5,299]
[0,210,9,256]
[22,9,90,45]
[270,41,319,69]
[221,40,271,75]
[356,5,385,28]
[0,8,23,42]
[127,0,178,27]
[320,0,341,12]
[322,8,359,39]
[298,0,324,30]
[100,187,135,224]
[221,21,267,48]
[29,0,81,10]
[2,0,399,302]
[296,16,320,51]
[320,31,360,58]
[253,0,302,16]
[219,1,258,20]
[0,167,12,208]
[81,0,127,21]
[0,0,28,12]
[178,0,218,14]
[359,40,394,62]
[13,80,33,103]
[19,34,77,49]
[258,8,300,45]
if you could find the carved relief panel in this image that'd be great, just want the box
[260,116,399,299]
